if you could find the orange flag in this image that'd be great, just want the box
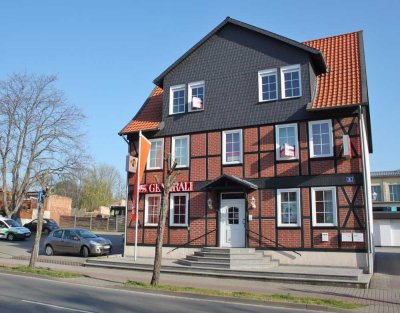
[132,133,151,211]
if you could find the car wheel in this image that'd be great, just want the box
[7,233,14,241]
[43,228,50,235]
[81,246,90,258]
[45,245,54,256]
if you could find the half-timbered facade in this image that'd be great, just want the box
[119,18,373,270]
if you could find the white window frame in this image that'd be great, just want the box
[277,188,301,227]
[275,123,299,161]
[147,138,164,170]
[222,129,243,165]
[188,81,205,112]
[311,186,337,227]
[258,68,278,102]
[171,135,190,168]
[281,64,302,99]
[389,184,400,202]
[169,84,186,115]
[144,194,161,226]
[308,119,334,158]
[371,184,382,202]
[169,193,189,227]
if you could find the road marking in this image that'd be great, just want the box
[21,300,95,313]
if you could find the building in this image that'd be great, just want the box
[0,190,72,225]
[119,18,374,271]
[371,170,400,246]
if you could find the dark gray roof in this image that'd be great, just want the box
[153,17,327,87]
[371,170,400,178]
[200,174,258,191]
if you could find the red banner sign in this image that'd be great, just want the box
[140,181,194,194]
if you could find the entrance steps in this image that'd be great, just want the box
[84,250,372,288]
[177,247,279,270]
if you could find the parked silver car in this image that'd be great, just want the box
[44,228,112,257]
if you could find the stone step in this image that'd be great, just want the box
[201,247,255,254]
[186,255,270,265]
[177,259,231,269]
[193,252,264,260]
[84,259,370,288]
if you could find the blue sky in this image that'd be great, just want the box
[0,0,398,174]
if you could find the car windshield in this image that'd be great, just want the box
[76,230,97,238]
[47,219,57,224]
[5,219,20,227]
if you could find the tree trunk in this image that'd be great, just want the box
[29,198,45,268]
[150,159,177,286]
[150,183,169,286]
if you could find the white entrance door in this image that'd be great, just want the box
[220,199,245,247]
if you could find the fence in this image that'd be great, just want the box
[59,215,125,232]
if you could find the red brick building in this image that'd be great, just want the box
[119,18,373,270]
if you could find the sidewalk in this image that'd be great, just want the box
[0,257,399,313]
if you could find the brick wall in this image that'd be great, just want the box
[126,115,366,251]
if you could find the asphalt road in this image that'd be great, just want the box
[0,232,124,258]
[0,272,316,313]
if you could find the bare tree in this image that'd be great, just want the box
[151,157,178,286]
[0,73,86,218]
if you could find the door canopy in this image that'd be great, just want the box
[200,175,258,192]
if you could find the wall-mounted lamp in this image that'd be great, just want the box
[207,198,213,210]
[250,196,256,209]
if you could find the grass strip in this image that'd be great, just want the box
[124,281,364,310]
[0,265,83,278]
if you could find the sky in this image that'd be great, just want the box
[0,0,398,174]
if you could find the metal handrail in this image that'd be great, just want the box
[167,229,217,254]
[246,227,302,256]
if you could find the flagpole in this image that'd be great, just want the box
[134,130,142,261]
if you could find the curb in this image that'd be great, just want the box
[12,255,84,267]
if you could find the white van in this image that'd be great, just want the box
[0,216,31,241]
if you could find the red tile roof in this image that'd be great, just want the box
[119,87,163,134]
[303,32,362,109]
[120,31,364,134]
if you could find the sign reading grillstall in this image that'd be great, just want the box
[140,181,194,193]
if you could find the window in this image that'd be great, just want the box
[53,230,63,238]
[258,69,278,102]
[145,194,161,226]
[222,129,243,164]
[188,81,204,111]
[147,138,164,170]
[169,85,186,114]
[309,120,333,157]
[311,187,337,226]
[170,193,188,226]
[389,184,400,202]
[0,221,6,229]
[372,185,382,202]
[63,230,78,240]
[275,123,298,160]
[281,64,301,99]
[277,189,301,227]
[228,207,240,224]
[172,135,189,168]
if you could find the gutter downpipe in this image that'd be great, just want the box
[122,135,129,258]
[359,105,373,274]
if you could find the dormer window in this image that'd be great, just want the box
[281,64,301,99]
[189,81,205,111]
[258,69,277,102]
[169,84,186,115]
